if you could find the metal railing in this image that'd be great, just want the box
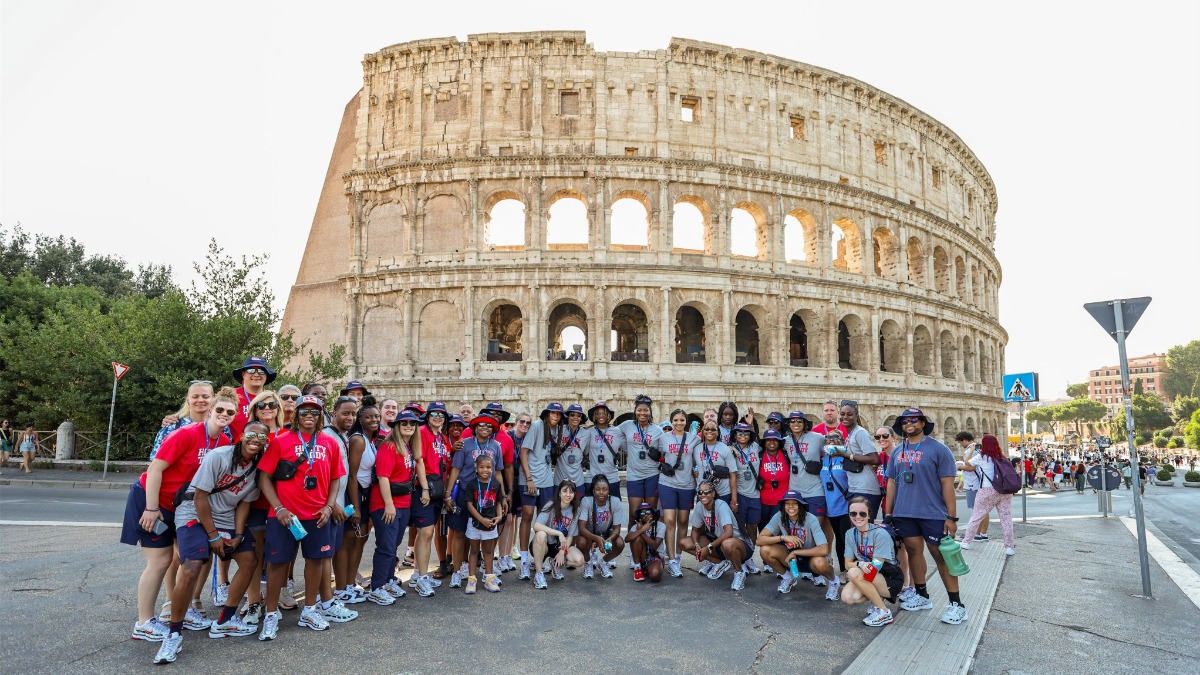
[15,430,149,461]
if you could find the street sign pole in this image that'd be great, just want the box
[102,375,118,480]
[1019,400,1027,523]
[1114,300,1152,599]
[1099,441,1109,518]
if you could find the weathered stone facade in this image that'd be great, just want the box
[280,31,1007,437]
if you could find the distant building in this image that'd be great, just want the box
[1087,353,1166,418]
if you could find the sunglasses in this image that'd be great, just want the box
[703,428,718,433]
[874,434,891,440]
[296,409,322,417]
[517,420,531,425]
[849,511,869,518]
[840,400,858,408]
[900,417,923,425]
[244,368,267,376]
[243,432,269,442]
[398,421,418,427]
[189,379,213,386]
[428,412,447,419]
[767,420,781,424]
[255,401,279,410]
[212,406,237,416]
[279,394,300,401]
[696,489,715,496]
[477,422,494,428]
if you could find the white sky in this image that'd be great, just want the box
[3,1,1197,398]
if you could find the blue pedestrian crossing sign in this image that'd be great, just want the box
[1003,372,1039,402]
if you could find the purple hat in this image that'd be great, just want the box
[480,401,511,425]
[540,402,564,421]
[339,380,373,397]
[892,408,935,436]
[233,356,277,385]
[587,400,614,423]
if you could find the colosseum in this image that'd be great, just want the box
[280,30,1007,437]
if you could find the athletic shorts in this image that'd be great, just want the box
[247,507,269,532]
[737,496,762,529]
[717,493,732,506]
[658,484,694,511]
[892,516,947,546]
[521,485,555,510]
[411,500,441,528]
[712,537,753,562]
[804,495,828,518]
[177,522,253,563]
[879,560,904,602]
[965,489,977,509]
[758,503,780,530]
[264,517,335,563]
[626,475,660,500]
[446,506,469,533]
[329,519,344,553]
[583,479,623,500]
[119,481,176,548]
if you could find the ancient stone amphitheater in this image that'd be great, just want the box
[281,31,1007,436]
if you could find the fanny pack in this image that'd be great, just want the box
[273,448,307,481]
[659,433,688,477]
[390,480,414,498]
[426,475,446,501]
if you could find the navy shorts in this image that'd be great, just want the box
[264,517,335,563]
[712,537,753,562]
[848,493,883,521]
[411,500,441,528]
[330,518,344,552]
[521,485,555,510]
[626,475,659,500]
[177,522,254,563]
[658,484,694,511]
[804,495,828,518]
[446,506,469,533]
[119,482,176,548]
[582,478,623,500]
[759,502,780,530]
[893,516,947,546]
[247,507,269,532]
[737,496,762,529]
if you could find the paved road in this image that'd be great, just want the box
[0,486,127,523]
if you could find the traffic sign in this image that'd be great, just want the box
[1095,436,1112,449]
[1084,297,1151,341]
[112,362,131,380]
[1087,464,1121,491]
[1002,372,1039,402]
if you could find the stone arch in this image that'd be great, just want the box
[784,209,819,263]
[906,237,925,286]
[735,304,768,365]
[730,201,768,259]
[611,191,651,248]
[611,301,650,361]
[675,302,708,363]
[838,312,869,370]
[547,301,589,360]
[934,246,951,293]
[831,217,864,273]
[364,202,406,262]
[672,195,711,253]
[961,335,976,381]
[878,319,904,373]
[881,415,898,433]
[955,256,968,303]
[943,416,960,440]
[484,190,526,249]
[422,193,465,254]
[483,300,523,361]
[417,300,463,363]
[965,416,977,433]
[790,310,816,367]
[912,324,934,376]
[361,304,402,365]
[547,190,589,249]
[939,329,956,378]
[872,227,900,280]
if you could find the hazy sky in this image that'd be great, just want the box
[3,1,1197,398]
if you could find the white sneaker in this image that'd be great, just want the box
[542,559,553,574]
[598,560,613,579]
[812,575,827,587]
[1005,547,1016,556]
[742,558,761,574]
[864,607,895,627]
[153,632,183,664]
[799,572,814,581]
[240,602,264,625]
[608,560,618,569]
[257,611,280,641]
[208,615,256,638]
[959,540,971,550]
[590,549,601,567]
[583,562,595,579]
[500,555,515,572]
[426,576,442,588]
[519,559,531,580]
[336,586,365,604]
[551,563,565,581]
[824,575,841,601]
[706,560,732,580]
[384,580,406,598]
[298,605,330,631]
[365,587,395,606]
[132,617,170,642]
[214,582,229,607]
[449,571,463,588]
[320,600,358,623]
[898,586,917,604]
[667,559,684,578]
[730,571,746,591]
[901,594,934,611]
[940,601,968,625]
[697,560,716,576]
[414,575,436,597]
[776,572,796,594]
[533,571,548,589]
[183,606,211,631]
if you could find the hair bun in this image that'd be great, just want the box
[359,395,378,408]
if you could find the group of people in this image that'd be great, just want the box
[121,357,987,665]
[0,419,37,474]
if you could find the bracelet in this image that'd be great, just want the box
[208,535,221,543]
[144,507,160,512]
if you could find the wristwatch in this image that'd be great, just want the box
[946,516,959,522]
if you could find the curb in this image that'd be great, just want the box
[0,478,129,490]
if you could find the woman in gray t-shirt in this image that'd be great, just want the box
[529,480,585,589]
[619,395,663,520]
[840,496,903,627]
[655,409,697,579]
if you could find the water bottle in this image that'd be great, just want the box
[861,558,881,582]
[604,541,612,552]
[689,421,699,434]
[939,536,970,576]
[287,518,308,540]
[343,503,355,518]
[788,558,800,578]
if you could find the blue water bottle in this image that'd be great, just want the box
[287,518,308,540]
[343,503,355,518]
[689,421,699,434]
[788,558,800,578]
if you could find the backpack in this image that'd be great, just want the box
[982,456,1022,495]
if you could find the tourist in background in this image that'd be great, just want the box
[961,434,1016,557]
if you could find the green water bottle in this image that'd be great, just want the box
[939,536,970,576]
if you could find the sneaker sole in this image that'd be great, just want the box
[902,603,934,612]
[132,632,167,642]
[183,622,211,631]
[322,614,357,623]
[298,619,329,631]
[366,597,394,606]
[208,629,256,639]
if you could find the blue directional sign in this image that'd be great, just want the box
[1002,372,1039,402]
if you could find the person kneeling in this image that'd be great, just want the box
[680,480,754,591]
[840,496,903,627]
[576,474,626,579]
[756,491,836,596]
[627,502,666,582]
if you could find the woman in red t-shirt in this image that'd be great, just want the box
[365,411,429,606]
[757,430,790,529]
[412,402,452,593]
[120,387,238,641]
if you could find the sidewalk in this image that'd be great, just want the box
[0,460,144,489]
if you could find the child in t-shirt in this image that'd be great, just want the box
[462,454,507,594]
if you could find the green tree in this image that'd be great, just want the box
[1163,340,1200,399]
[1112,393,1173,438]
[1066,382,1089,399]
[1171,395,1200,424]
[1185,409,1200,449]
[1024,405,1059,435]
[1133,378,1144,395]
[1154,436,1169,448]
[1055,398,1108,437]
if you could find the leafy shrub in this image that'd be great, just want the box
[1156,468,1173,481]
[1185,471,1200,482]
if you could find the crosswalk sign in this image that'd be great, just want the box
[1002,372,1039,402]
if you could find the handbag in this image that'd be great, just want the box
[658,433,688,477]
[427,475,446,501]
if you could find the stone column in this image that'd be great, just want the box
[526,284,541,362]
[772,193,786,266]
[467,179,480,258]
[659,286,673,364]
[462,285,476,377]
[722,290,733,365]
[403,289,415,364]
[657,179,671,263]
[869,307,881,380]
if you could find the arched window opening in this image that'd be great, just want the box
[879,319,903,373]
[485,304,523,361]
[486,198,526,249]
[790,313,809,367]
[611,197,650,248]
[831,217,862,272]
[912,325,934,376]
[675,305,706,363]
[906,237,925,286]
[611,303,649,362]
[730,205,763,258]
[961,335,976,381]
[873,228,899,279]
[955,256,968,302]
[971,265,982,308]
[547,303,588,360]
[966,417,977,433]
[934,246,951,293]
[672,200,706,252]
[838,314,868,370]
[546,196,589,249]
[939,330,956,378]
[735,309,761,365]
[943,416,960,440]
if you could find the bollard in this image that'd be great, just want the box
[55,420,75,460]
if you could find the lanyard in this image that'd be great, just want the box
[203,423,222,452]
[635,422,651,450]
[297,431,318,469]
[789,434,804,461]
[901,438,925,472]
[785,515,804,540]
[476,477,493,510]
[853,527,874,561]
[734,443,752,465]
[565,425,581,450]
[546,424,563,449]
[703,442,717,469]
